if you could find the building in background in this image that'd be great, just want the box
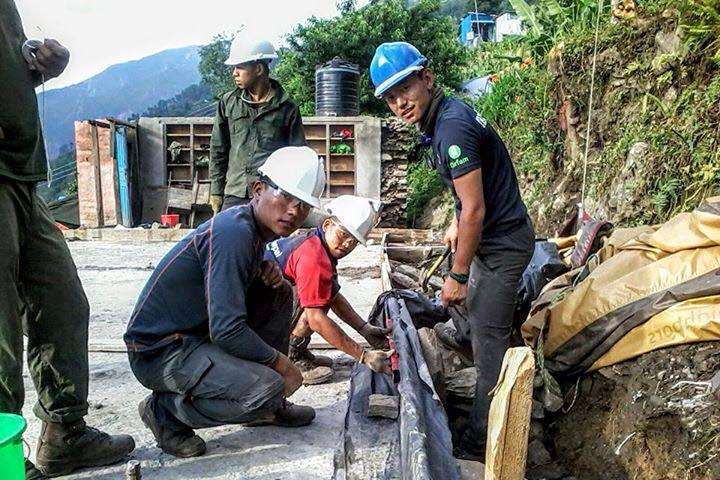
[458,12,524,46]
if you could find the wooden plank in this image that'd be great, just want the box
[329,156,355,172]
[484,347,534,480]
[90,123,105,227]
[166,187,193,210]
[86,338,366,353]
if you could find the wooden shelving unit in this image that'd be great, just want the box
[163,122,213,188]
[304,123,357,197]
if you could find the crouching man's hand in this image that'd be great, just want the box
[259,260,284,288]
[361,349,395,375]
[359,323,391,349]
[272,353,303,397]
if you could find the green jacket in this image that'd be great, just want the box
[0,0,47,182]
[210,80,306,197]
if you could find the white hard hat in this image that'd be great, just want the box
[324,195,381,246]
[225,38,278,66]
[258,146,326,209]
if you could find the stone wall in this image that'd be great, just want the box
[379,118,418,227]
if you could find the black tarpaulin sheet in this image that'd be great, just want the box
[334,291,460,480]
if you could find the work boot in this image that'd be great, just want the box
[434,321,474,361]
[25,459,45,480]
[246,400,316,428]
[138,395,206,458]
[289,336,334,385]
[35,420,135,477]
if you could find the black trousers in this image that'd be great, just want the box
[452,220,535,448]
[128,280,294,430]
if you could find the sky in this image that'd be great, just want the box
[14,0,344,90]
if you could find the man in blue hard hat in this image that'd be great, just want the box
[370,41,535,460]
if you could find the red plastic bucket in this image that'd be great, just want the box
[161,213,180,228]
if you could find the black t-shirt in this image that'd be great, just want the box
[427,96,528,238]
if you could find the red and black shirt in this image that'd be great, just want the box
[265,227,340,309]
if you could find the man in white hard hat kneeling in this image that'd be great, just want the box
[209,36,306,214]
[265,196,394,385]
[125,147,326,458]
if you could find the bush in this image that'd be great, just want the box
[274,0,470,116]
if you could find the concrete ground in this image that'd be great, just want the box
[21,239,383,479]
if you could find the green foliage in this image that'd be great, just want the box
[406,151,446,224]
[143,83,214,117]
[681,0,720,64]
[199,31,239,98]
[459,0,720,232]
[65,177,78,196]
[274,0,470,115]
[509,0,609,58]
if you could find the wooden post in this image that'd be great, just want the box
[484,347,535,480]
[90,123,105,227]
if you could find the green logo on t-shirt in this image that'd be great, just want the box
[448,145,462,159]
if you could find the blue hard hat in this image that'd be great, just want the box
[370,42,428,98]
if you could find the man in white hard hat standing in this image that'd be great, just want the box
[125,146,326,458]
[265,196,393,385]
[209,37,306,214]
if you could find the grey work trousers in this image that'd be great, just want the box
[452,219,535,449]
[128,280,294,430]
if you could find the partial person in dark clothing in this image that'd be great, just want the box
[370,42,535,460]
[1,2,135,478]
[126,146,326,458]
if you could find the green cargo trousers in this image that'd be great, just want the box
[0,176,89,423]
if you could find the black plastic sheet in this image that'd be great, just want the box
[334,291,460,480]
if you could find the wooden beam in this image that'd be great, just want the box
[484,347,534,480]
[90,123,105,227]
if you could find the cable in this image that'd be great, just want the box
[579,0,604,220]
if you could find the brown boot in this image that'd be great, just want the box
[25,459,45,480]
[289,336,334,385]
[35,420,135,477]
[245,400,316,428]
[138,395,206,458]
[289,335,333,367]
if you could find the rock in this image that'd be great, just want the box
[655,29,682,55]
[417,328,445,398]
[390,271,418,289]
[366,394,399,419]
[531,399,545,419]
[526,462,570,480]
[529,420,545,441]
[527,439,553,467]
[446,367,477,399]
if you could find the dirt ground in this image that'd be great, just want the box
[20,239,383,479]
[550,343,720,480]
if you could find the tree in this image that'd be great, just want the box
[199,31,240,98]
[274,0,470,116]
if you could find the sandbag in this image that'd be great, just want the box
[522,197,720,377]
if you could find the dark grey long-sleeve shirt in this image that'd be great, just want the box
[124,205,277,365]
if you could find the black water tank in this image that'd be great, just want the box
[315,57,360,116]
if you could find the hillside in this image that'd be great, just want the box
[411,0,719,236]
[475,0,719,233]
[39,45,202,159]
